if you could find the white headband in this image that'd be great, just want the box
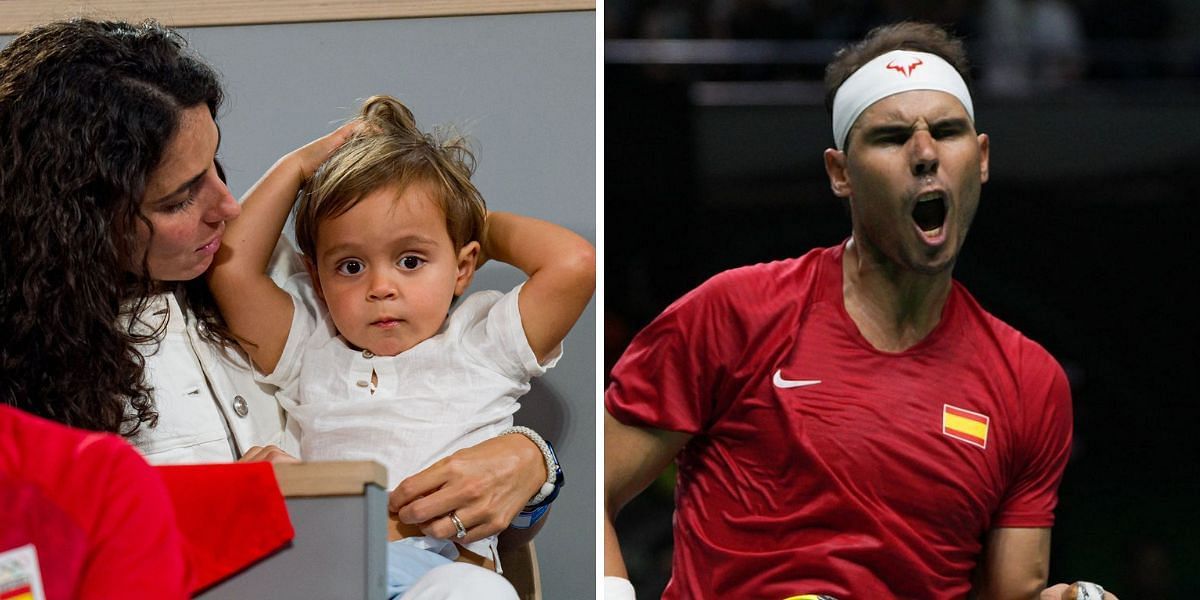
[831,49,974,151]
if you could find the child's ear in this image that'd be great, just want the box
[454,241,481,296]
[303,256,325,301]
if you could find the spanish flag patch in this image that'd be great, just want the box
[942,404,989,449]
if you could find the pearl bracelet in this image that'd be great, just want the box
[500,426,561,506]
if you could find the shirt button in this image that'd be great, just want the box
[232,395,249,417]
[362,350,374,359]
[356,380,370,388]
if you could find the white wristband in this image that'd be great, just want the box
[1075,582,1106,600]
[499,426,557,505]
[604,576,637,600]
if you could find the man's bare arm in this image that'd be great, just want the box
[973,527,1051,600]
[973,527,1120,600]
[603,410,691,579]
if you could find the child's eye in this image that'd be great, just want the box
[398,256,425,270]
[335,260,365,275]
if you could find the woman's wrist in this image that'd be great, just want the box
[499,426,561,506]
[499,426,563,531]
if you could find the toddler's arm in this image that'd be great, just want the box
[207,123,358,373]
[482,211,595,362]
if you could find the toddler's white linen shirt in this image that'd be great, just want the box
[262,273,560,561]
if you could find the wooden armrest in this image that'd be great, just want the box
[271,461,387,497]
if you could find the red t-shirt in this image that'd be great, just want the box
[607,245,1073,600]
[0,405,189,600]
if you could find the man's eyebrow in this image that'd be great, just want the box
[928,116,971,129]
[861,123,914,138]
[862,116,971,138]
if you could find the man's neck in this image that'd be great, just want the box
[841,237,953,352]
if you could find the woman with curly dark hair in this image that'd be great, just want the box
[0,18,228,438]
[0,18,558,580]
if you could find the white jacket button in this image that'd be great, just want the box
[232,395,249,417]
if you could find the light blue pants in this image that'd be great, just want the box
[386,541,517,599]
[387,541,455,598]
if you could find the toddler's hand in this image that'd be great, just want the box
[288,120,364,183]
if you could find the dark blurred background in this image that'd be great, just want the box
[604,1,1200,597]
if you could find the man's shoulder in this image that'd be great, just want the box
[632,245,838,346]
[693,246,834,303]
[950,282,1065,378]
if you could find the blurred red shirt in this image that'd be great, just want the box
[0,404,189,599]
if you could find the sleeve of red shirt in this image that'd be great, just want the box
[992,344,1074,527]
[156,462,294,594]
[606,269,745,434]
[72,434,191,600]
[1,405,291,599]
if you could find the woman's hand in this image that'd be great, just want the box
[388,434,546,544]
[237,445,301,464]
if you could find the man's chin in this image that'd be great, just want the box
[910,249,957,277]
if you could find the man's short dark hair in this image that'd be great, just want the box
[824,21,973,116]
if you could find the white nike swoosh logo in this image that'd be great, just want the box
[773,369,821,389]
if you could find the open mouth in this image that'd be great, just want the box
[912,192,948,236]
